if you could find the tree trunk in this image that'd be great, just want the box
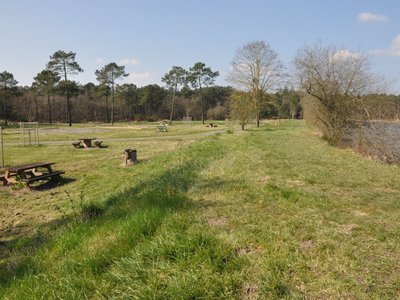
[256,91,260,127]
[63,64,72,126]
[34,97,39,121]
[52,93,55,122]
[3,97,7,127]
[169,85,177,124]
[66,91,72,126]
[47,92,52,124]
[65,84,72,125]
[199,79,204,124]
[105,95,110,123]
[111,83,114,125]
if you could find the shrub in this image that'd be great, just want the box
[80,203,104,220]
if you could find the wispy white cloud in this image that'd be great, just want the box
[94,58,104,65]
[119,58,140,66]
[330,49,361,62]
[357,12,388,23]
[370,34,400,57]
[124,71,157,86]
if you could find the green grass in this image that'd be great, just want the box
[1,120,226,143]
[1,120,399,299]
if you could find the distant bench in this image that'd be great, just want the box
[72,139,103,148]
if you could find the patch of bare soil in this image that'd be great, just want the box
[207,217,227,226]
[258,176,271,183]
[236,245,263,256]
[242,283,260,300]
[300,239,315,250]
[98,125,146,130]
[354,210,368,216]
[339,224,358,235]
[40,127,111,134]
[285,179,305,187]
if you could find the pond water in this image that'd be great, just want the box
[343,121,400,163]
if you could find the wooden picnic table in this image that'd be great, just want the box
[78,138,96,148]
[156,125,168,132]
[1,162,65,186]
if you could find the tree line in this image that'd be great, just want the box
[0,49,302,126]
[2,42,398,145]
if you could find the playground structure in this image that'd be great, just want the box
[19,122,39,146]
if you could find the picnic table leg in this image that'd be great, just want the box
[3,170,16,185]
[18,170,27,180]
[1,170,10,185]
[4,170,9,185]
[33,165,52,177]
[46,165,53,173]
[17,170,30,187]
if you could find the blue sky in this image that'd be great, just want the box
[1,0,400,92]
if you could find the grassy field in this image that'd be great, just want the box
[1,121,225,143]
[0,120,399,299]
[0,121,225,240]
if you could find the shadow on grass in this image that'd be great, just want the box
[0,142,224,291]
[29,177,76,191]
[195,178,244,190]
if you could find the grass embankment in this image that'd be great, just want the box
[1,121,399,298]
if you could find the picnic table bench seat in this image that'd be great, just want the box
[72,141,82,148]
[94,140,103,148]
[20,170,65,184]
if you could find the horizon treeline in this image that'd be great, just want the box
[0,48,304,125]
[1,48,399,126]
[0,81,304,124]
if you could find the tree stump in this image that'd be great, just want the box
[124,149,137,166]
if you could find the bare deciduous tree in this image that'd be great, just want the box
[294,43,381,145]
[227,41,284,127]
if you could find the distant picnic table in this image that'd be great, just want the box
[73,138,103,148]
[156,125,168,132]
[0,162,65,187]
[78,138,96,148]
